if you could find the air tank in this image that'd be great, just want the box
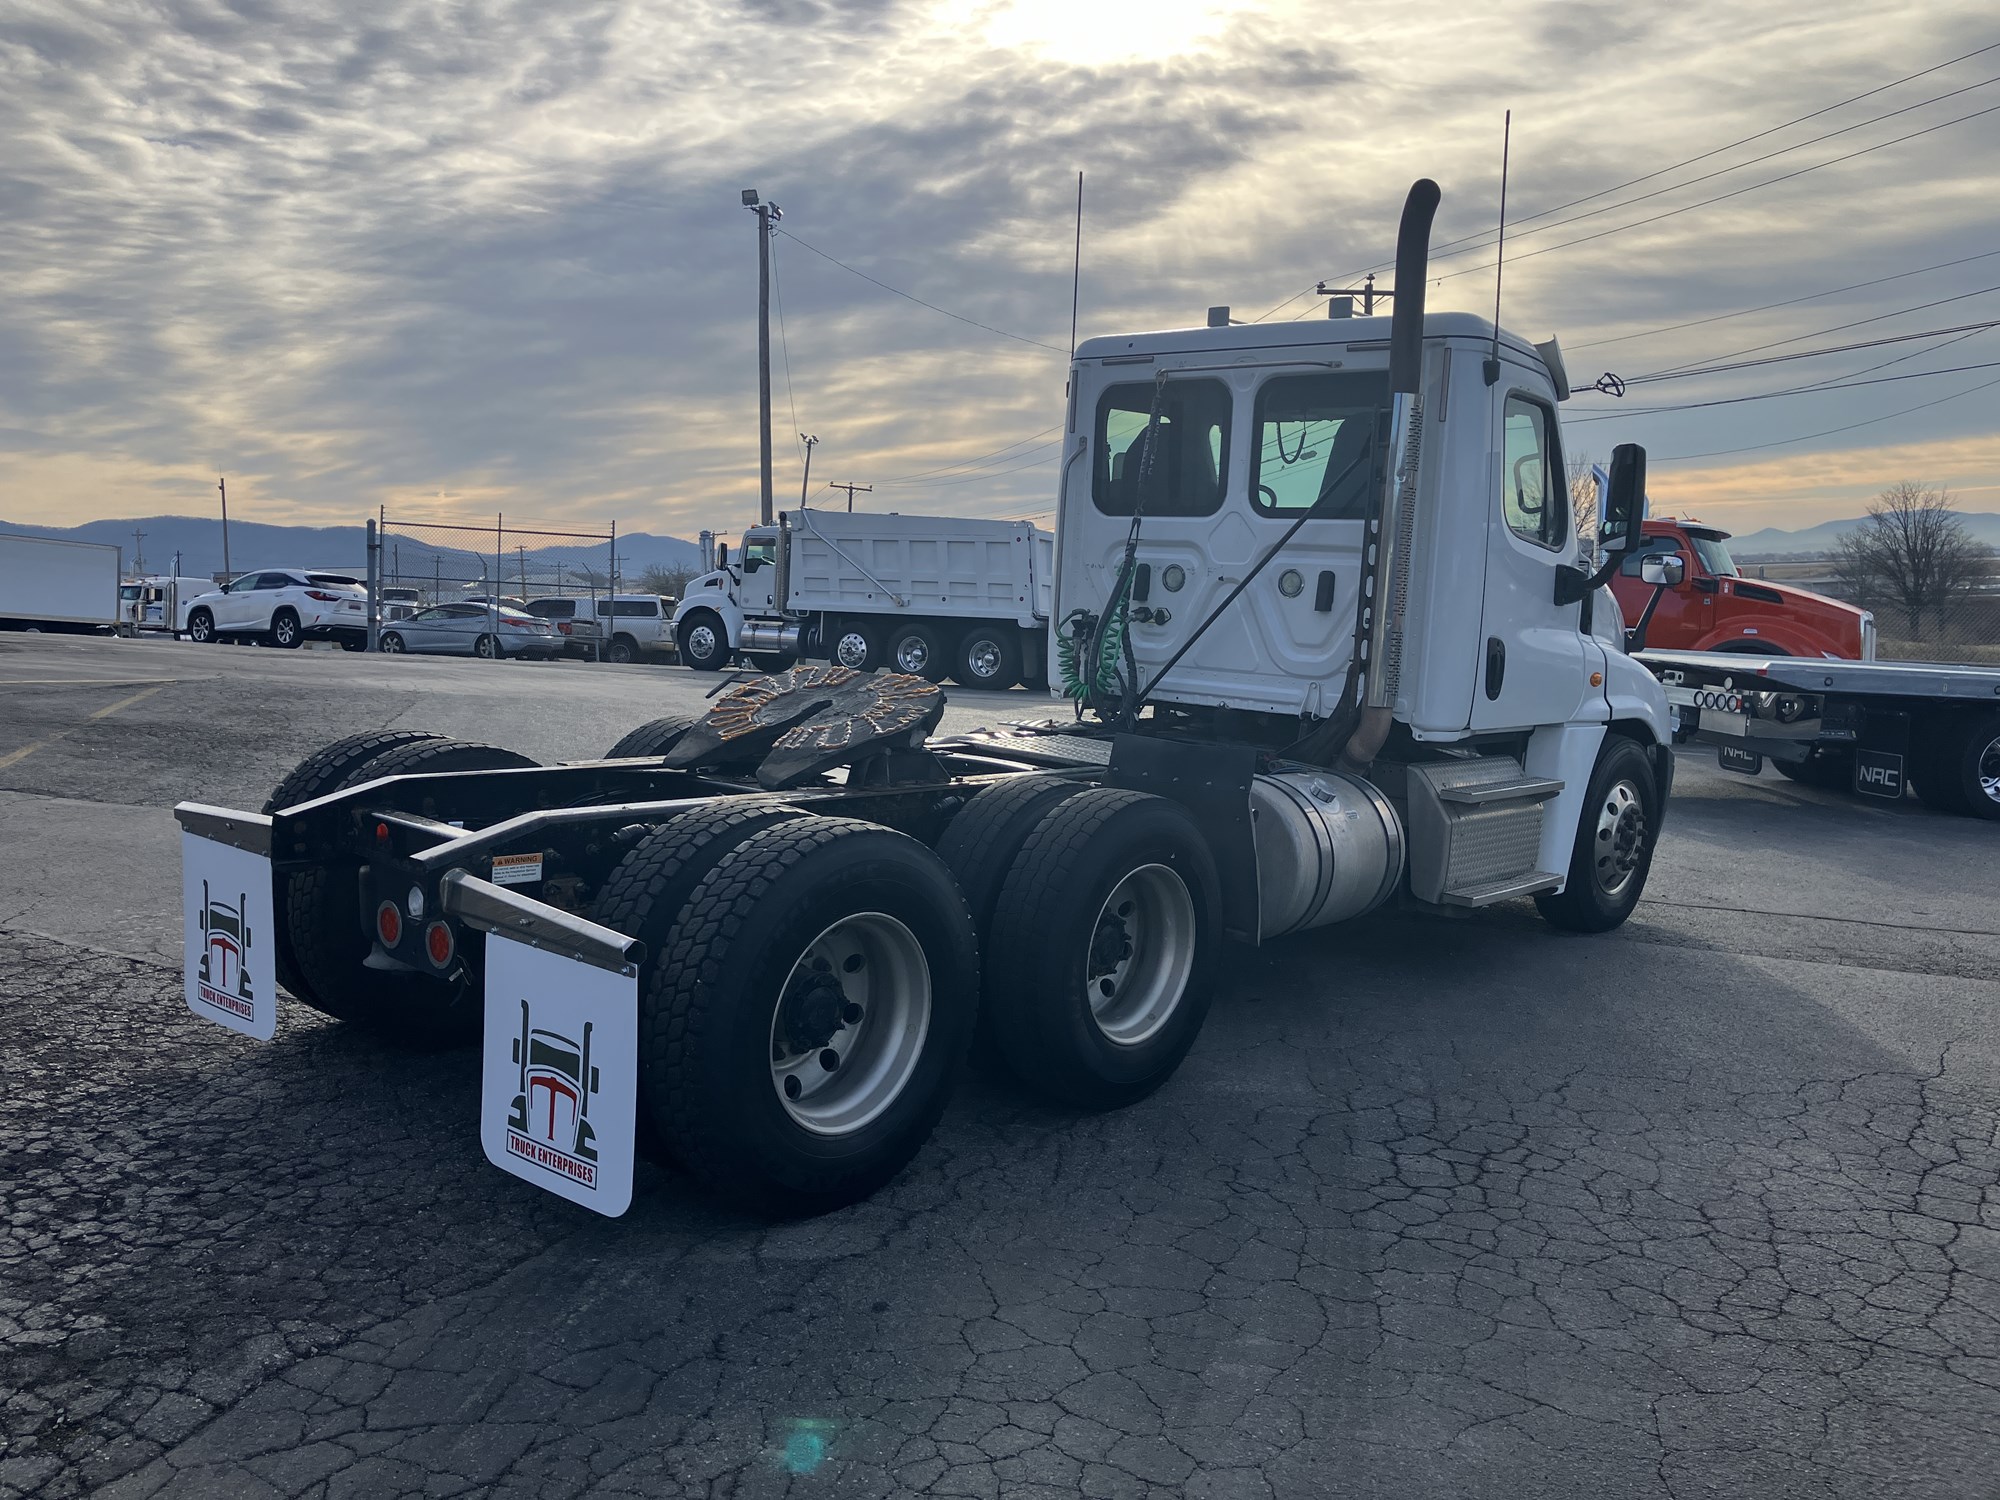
[1250,768,1404,939]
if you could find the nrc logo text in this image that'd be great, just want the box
[1854,752,1903,799]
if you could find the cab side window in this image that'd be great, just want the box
[1501,396,1567,550]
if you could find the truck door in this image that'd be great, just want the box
[738,533,778,613]
[1470,391,1588,730]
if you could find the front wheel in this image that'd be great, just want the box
[188,608,216,643]
[676,613,727,671]
[983,789,1221,1110]
[631,817,978,1215]
[1535,737,1660,933]
[379,631,406,653]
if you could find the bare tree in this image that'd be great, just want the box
[639,562,699,600]
[1832,481,1993,639]
[1566,450,1600,564]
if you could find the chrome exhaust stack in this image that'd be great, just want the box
[1348,179,1441,768]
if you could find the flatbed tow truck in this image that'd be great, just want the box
[174,182,1683,1218]
[1637,647,2000,817]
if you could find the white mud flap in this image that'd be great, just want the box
[177,804,278,1042]
[479,930,639,1218]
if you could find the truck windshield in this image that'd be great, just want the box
[1686,533,1739,577]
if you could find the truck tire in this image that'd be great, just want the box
[935,773,1091,1063]
[951,625,1022,690]
[1535,736,1660,933]
[1921,710,2000,820]
[270,608,303,649]
[983,789,1221,1110]
[604,713,702,759]
[262,730,449,1010]
[829,621,882,671]
[885,621,949,682]
[676,611,727,671]
[187,608,216,643]
[284,739,537,1042]
[591,803,818,1163]
[748,653,791,674]
[635,817,979,1215]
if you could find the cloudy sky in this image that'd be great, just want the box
[2,0,1996,539]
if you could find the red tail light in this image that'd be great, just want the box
[557,621,573,634]
[425,921,455,967]
[376,901,402,947]
[305,590,342,602]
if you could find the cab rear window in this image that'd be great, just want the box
[1093,379,1230,518]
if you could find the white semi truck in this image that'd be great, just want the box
[171,180,1677,1220]
[0,533,122,634]
[670,510,1053,689]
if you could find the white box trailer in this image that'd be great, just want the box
[0,533,121,633]
[670,510,1054,689]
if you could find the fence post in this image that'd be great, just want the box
[365,518,381,652]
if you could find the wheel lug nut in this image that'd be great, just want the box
[820,1048,841,1071]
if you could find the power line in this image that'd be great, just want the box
[1651,366,2000,462]
[1640,282,2000,376]
[1568,248,2000,352]
[1423,69,2000,269]
[1574,347,2000,419]
[1429,98,2000,285]
[776,229,1066,354]
[874,425,1065,484]
[920,450,1062,488]
[769,234,803,462]
[1615,315,2000,386]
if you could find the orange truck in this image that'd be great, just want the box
[1608,519,1874,659]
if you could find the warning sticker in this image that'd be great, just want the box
[491,852,544,886]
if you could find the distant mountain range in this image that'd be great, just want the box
[0,514,702,583]
[1722,511,2000,559]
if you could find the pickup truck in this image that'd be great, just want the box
[1608,519,1873,659]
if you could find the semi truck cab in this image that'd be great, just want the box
[1608,519,1874,659]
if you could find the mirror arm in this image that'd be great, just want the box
[1624,581,1670,654]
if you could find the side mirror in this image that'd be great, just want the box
[716,543,729,568]
[1640,553,1686,588]
[1599,442,1647,555]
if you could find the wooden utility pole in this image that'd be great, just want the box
[828,482,872,512]
[743,189,783,527]
[798,433,819,508]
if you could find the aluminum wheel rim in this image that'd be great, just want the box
[190,615,211,641]
[1978,732,2000,806]
[835,631,870,668]
[477,635,496,658]
[687,624,716,660]
[965,638,1002,680]
[275,616,296,645]
[1593,779,1647,898]
[382,634,403,652]
[769,912,931,1137]
[894,637,929,673]
[1085,863,1196,1047]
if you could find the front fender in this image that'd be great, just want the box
[1691,621,1828,657]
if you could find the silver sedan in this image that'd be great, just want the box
[377,603,561,659]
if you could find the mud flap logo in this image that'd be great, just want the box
[181,832,277,1041]
[481,934,636,1217]
[1854,749,1903,800]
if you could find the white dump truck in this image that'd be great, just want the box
[670,510,1054,689]
[0,533,121,633]
[172,180,1676,1220]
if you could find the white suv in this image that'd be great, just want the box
[184,570,370,650]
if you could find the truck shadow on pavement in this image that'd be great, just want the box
[2,918,1995,1500]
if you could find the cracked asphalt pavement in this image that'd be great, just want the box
[3,634,1997,1497]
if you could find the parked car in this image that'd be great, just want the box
[523,597,605,659]
[593,594,677,664]
[184,570,370,650]
[1608,519,1874,658]
[378,586,423,624]
[377,602,560,659]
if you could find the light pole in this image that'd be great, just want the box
[743,188,783,527]
[798,433,819,508]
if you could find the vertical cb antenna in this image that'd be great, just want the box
[1068,171,1085,361]
[1484,109,1511,386]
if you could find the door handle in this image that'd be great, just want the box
[1484,637,1506,700]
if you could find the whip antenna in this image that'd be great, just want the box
[1484,110,1511,386]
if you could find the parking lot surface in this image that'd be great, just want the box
[3,633,1996,1499]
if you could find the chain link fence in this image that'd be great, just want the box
[1734,557,2000,664]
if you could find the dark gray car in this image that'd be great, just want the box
[378,603,560,660]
